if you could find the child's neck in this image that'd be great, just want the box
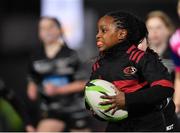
[44,39,64,59]
[150,42,167,56]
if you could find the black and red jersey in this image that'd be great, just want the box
[90,41,174,117]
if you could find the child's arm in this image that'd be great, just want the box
[125,52,173,109]
[100,52,174,114]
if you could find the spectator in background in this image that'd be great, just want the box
[27,17,91,132]
[145,11,175,73]
[170,0,180,115]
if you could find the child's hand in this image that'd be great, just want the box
[27,82,38,101]
[99,90,125,115]
[44,83,58,96]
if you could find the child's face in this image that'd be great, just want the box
[96,16,126,52]
[39,18,62,44]
[146,17,170,46]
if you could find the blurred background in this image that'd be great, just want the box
[0,0,179,131]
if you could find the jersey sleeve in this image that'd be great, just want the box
[72,52,90,81]
[138,51,173,86]
[125,51,174,113]
[27,55,41,84]
[89,60,101,80]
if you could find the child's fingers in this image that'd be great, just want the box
[111,107,118,115]
[99,99,115,105]
[100,95,115,99]
[104,103,116,112]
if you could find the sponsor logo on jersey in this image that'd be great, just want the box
[123,66,137,76]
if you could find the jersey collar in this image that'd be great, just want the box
[101,41,134,58]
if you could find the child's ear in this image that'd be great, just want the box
[117,29,127,40]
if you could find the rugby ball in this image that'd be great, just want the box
[85,79,128,121]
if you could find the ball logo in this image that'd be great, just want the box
[123,66,137,75]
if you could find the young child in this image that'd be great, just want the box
[27,17,90,132]
[88,11,175,131]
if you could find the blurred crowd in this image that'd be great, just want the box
[0,0,180,132]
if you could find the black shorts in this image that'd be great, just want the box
[38,94,91,130]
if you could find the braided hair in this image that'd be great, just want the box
[106,11,148,46]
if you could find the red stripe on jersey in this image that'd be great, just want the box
[92,63,97,71]
[93,62,100,71]
[126,45,136,54]
[131,51,142,61]
[151,80,173,88]
[129,50,138,60]
[93,64,96,71]
[96,62,100,68]
[136,52,144,63]
[113,80,148,93]
[123,82,148,93]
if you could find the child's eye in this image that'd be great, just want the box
[102,28,107,33]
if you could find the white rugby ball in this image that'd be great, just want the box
[85,79,128,121]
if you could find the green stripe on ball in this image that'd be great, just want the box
[85,86,110,93]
